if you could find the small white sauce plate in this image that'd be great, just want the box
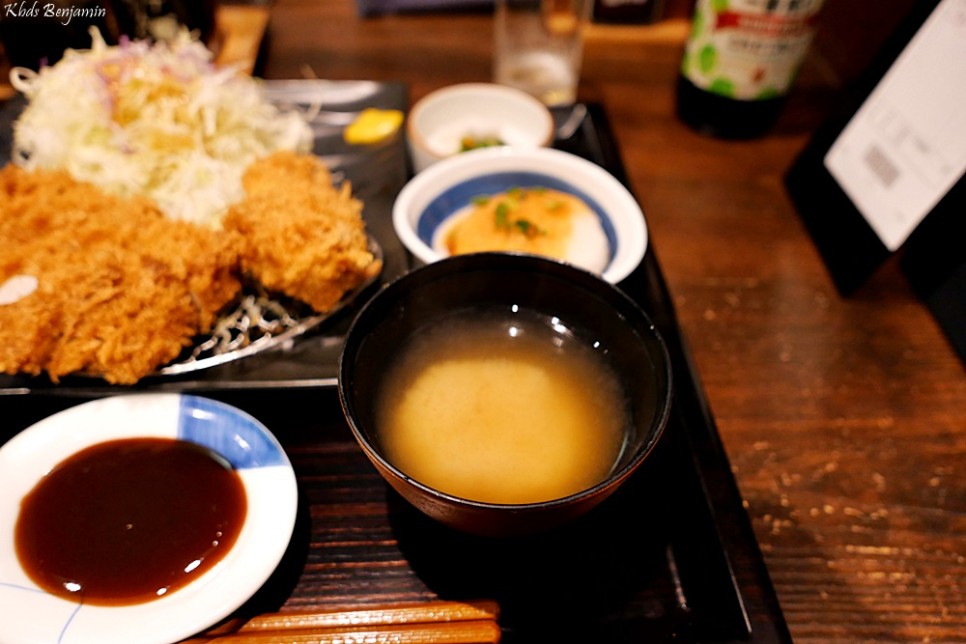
[0,393,298,644]
[407,82,555,173]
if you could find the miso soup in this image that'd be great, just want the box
[374,308,629,505]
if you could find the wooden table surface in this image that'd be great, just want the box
[248,1,965,642]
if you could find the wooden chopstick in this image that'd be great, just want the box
[183,600,501,644]
[187,620,501,643]
[236,600,498,632]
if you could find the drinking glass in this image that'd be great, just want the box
[493,0,591,107]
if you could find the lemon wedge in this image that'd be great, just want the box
[344,108,404,145]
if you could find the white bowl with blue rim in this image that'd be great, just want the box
[392,146,648,284]
[0,394,298,644]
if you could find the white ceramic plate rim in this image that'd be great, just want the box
[392,146,648,284]
[0,394,298,644]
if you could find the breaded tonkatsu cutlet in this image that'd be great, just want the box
[223,152,382,313]
[0,166,242,384]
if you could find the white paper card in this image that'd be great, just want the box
[823,0,966,251]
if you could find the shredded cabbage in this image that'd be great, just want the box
[9,29,313,227]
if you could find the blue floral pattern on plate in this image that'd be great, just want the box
[178,395,288,469]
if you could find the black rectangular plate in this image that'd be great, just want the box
[1,90,791,642]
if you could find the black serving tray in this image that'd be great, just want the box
[1,87,791,643]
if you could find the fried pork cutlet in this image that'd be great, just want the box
[0,166,242,384]
[223,152,382,313]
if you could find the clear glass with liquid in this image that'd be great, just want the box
[494,0,591,107]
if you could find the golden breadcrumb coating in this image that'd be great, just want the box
[223,152,382,313]
[0,166,242,384]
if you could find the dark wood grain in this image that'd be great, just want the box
[250,2,966,642]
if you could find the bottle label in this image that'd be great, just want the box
[681,0,824,101]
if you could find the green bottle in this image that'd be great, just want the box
[676,0,825,138]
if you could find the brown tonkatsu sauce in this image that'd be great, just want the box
[15,437,247,606]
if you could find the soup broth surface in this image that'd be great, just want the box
[375,309,629,504]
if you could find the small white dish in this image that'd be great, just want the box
[392,146,648,284]
[407,83,554,173]
[0,394,298,644]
